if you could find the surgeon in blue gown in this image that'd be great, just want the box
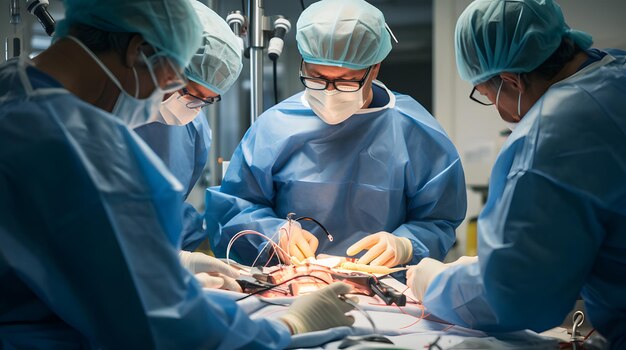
[205,0,467,267]
[0,0,356,348]
[407,0,626,348]
[134,1,243,252]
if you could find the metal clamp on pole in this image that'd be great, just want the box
[26,0,56,36]
[5,0,23,60]
[234,0,291,125]
[226,10,246,56]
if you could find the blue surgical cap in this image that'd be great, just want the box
[185,1,243,95]
[55,0,202,69]
[296,0,393,70]
[455,0,593,86]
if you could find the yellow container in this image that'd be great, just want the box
[466,217,478,256]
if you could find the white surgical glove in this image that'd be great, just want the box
[179,251,242,292]
[280,282,356,334]
[193,272,242,292]
[407,256,477,301]
[346,231,413,267]
[277,220,319,263]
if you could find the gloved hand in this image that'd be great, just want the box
[193,272,242,292]
[277,220,319,263]
[280,282,356,334]
[346,232,413,267]
[179,251,242,292]
[407,256,477,301]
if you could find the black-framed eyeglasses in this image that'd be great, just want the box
[469,87,493,106]
[178,88,221,109]
[299,61,372,92]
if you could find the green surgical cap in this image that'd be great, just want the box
[55,0,202,69]
[296,0,392,70]
[185,1,243,95]
[455,0,593,85]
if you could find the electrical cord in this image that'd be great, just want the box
[237,274,378,332]
[339,295,377,334]
[293,215,334,242]
[273,58,279,105]
[300,0,306,10]
[237,274,330,301]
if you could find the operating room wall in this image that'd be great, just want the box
[434,0,626,259]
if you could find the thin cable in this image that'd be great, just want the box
[242,0,246,15]
[237,274,331,301]
[295,216,334,242]
[253,227,285,267]
[584,328,595,340]
[339,295,377,334]
[226,230,290,268]
[272,59,279,105]
[238,274,376,333]
[399,307,427,330]
[300,0,305,10]
[385,23,399,44]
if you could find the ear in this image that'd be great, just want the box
[500,72,526,93]
[123,35,145,68]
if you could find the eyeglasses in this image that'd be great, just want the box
[178,88,221,109]
[299,61,372,92]
[469,87,493,106]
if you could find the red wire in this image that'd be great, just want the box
[398,305,428,329]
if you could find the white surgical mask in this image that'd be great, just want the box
[158,92,202,126]
[304,88,365,125]
[67,36,166,128]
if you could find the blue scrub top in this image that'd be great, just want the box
[134,113,211,250]
[205,81,467,266]
[0,58,290,349]
[422,50,626,348]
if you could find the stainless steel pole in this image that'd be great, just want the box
[249,0,265,124]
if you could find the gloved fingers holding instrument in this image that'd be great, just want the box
[277,220,319,263]
[346,231,413,267]
[193,272,242,292]
[280,282,357,334]
[179,251,242,292]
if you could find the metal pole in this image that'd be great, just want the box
[203,0,221,186]
[5,0,22,60]
[249,0,265,124]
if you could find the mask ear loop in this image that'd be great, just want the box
[517,73,522,118]
[132,67,139,98]
[66,35,126,93]
[495,78,504,109]
[139,52,163,95]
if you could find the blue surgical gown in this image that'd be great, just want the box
[205,81,467,265]
[422,50,626,349]
[0,58,289,349]
[134,115,211,251]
